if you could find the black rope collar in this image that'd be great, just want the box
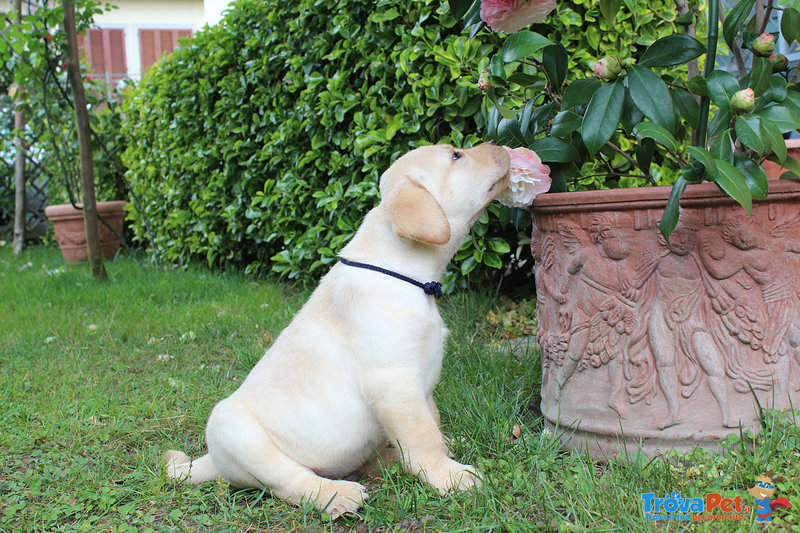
[338,257,443,297]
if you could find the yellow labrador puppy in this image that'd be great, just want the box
[164,142,510,518]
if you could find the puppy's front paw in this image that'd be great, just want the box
[316,479,369,520]
[420,458,482,495]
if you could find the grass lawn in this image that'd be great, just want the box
[1,245,799,532]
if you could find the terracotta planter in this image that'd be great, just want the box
[530,180,800,459]
[761,138,800,179]
[45,201,127,264]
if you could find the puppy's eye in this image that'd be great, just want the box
[452,151,463,161]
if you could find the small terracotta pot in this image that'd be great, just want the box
[762,138,800,179]
[530,180,800,459]
[44,201,127,264]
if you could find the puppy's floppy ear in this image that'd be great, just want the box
[386,180,451,246]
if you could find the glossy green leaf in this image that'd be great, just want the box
[487,89,518,119]
[522,102,554,142]
[659,176,687,241]
[532,136,580,163]
[501,30,553,62]
[760,118,786,162]
[687,74,708,97]
[707,109,734,140]
[581,79,625,155]
[448,0,475,20]
[709,129,734,163]
[781,7,800,45]
[785,91,800,118]
[497,117,526,145]
[628,65,676,132]
[542,43,569,90]
[550,110,583,138]
[635,137,655,172]
[681,160,706,183]
[599,0,622,24]
[487,237,511,254]
[723,0,756,49]
[714,160,753,215]
[766,153,800,176]
[735,157,768,199]
[749,57,771,96]
[706,70,740,112]
[621,90,645,134]
[633,121,678,152]
[639,35,706,67]
[764,75,788,103]
[755,105,800,134]
[548,166,567,193]
[561,78,602,110]
[686,146,716,177]
[735,115,766,155]
[671,87,699,128]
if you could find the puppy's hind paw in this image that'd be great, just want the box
[162,450,192,480]
[317,480,369,520]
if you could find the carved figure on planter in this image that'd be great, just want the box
[621,217,740,429]
[697,215,800,409]
[552,214,638,417]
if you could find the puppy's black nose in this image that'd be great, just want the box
[489,140,499,146]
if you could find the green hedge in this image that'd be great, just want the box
[123,0,520,289]
[123,0,683,290]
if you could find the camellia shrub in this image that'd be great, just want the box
[123,0,514,289]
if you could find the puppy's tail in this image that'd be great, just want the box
[163,450,219,486]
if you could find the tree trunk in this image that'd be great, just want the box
[12,0,25,255]
[62,0,107,280]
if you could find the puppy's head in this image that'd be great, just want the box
[379,143,510,246]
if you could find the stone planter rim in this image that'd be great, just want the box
[530,179,800,213]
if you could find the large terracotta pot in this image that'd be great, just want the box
[530,180,800,459]
[762,138,800,179]
[44,201,127,264]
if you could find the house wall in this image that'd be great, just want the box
[92,0,205,81]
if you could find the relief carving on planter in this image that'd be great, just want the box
[534,202,800,437]
[54,228,87,246]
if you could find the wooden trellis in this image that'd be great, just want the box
[0,154,52,239]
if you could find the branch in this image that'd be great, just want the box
[605,141,659,186]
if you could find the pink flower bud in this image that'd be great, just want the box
[478,68,491,91]
[752,33,776,56]
[769,52,788,72]
[731,88,755,113]
[593,56,623,80]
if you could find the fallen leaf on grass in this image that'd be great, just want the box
[508,424,522,441]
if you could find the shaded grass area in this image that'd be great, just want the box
[1,245,799,532]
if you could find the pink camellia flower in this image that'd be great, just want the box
[731,88,755,113]
[480,0,557,34]
[497,146,552,208]
[752,33,776,56]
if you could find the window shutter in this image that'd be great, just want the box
[139,29,157,74]
[139,29,194,75]
[79,28,127,87]
[107,29,127,85]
